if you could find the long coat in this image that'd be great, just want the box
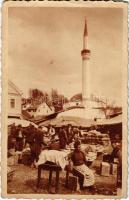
[58,129,68,149]
[31,130,43,161]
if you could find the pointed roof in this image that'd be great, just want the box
[84,19,88,36]
[22,110,32,120]
[8,80,22,96]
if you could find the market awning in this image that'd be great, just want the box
[39,116,95,127]
[8,118,38,128]
[96,114,122,125]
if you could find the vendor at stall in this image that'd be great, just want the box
[58,126,68,149]
[70,141,95,190]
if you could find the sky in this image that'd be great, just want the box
[8,7,123,106]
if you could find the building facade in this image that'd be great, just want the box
[8,80,22,118]
[34,102,54,117]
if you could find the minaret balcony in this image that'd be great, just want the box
[81,49,90,59]
[81,49,90,55]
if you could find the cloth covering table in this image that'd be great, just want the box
[37,150,69,170]
[36,150,70,193]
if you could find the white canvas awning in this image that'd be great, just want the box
[8,118,38,128]
[39,116,95,127]
[96,114,122,125]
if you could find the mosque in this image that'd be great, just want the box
[58,20,106,120]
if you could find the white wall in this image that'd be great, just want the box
[8,93,22,117]
[58,101,105,120]
[34,103,54,117]
[63,101,83,109]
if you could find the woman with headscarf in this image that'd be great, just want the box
[70,141,95,190]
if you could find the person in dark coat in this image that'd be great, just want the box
[58,126,68,149]
[24,124,35,147]
[31,126,43,163]
[66,124,74,144]
[10,123,17,138]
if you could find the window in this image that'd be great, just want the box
[10,99,15,108]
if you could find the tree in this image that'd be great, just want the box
[99,99,117,118]
[30,88,50,106]
[51,89,69,112]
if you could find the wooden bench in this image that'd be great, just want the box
[37,162,62,193]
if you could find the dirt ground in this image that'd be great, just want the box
[7,163,121,196]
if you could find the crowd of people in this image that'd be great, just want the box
[8,122,122,191]
[8,123,82,164]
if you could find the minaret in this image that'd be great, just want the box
[81,19,90,107]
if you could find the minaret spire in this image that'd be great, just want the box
[84,18,88,36]
[83,18,88,49]
[81,19,90,104]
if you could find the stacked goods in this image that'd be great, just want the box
[100,162,110,176]
[110,163,118,175]
[86,152,97,162]
[101,134,110,145]
[100,162,118,176]
[83,131,111,145]
[8,150,23,166]
[91,134,96,145]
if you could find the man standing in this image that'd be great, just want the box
[31,126,43,163]
[66,124,74,144]
[58,126,68,149]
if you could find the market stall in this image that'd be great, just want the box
[8,118,38,128]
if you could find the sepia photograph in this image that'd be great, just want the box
[2,1,128,198]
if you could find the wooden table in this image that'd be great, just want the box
[37,162,62,193]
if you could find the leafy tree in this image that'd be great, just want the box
[51,89,69,112]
